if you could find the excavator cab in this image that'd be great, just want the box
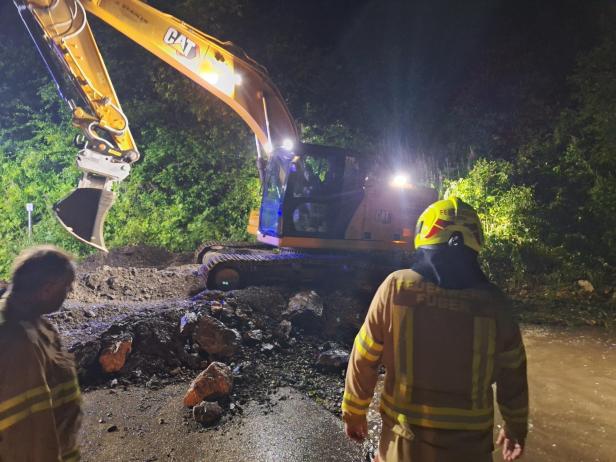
[260,144,367,240]
[258,143,438,252]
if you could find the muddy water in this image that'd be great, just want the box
[515,326,616,462]
[365,325,616,462]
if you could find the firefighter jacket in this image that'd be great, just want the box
[0,304,82,462]
[342,269,528,453]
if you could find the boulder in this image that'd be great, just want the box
[99,335,133,373]
[284,291,324,331]
[184,362,233,407]
[316,348,350,370]
[193,315,241,358]
[192,401,224,425]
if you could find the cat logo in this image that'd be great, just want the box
[163,27,198,59]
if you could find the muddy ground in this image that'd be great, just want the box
[43,246,615,461]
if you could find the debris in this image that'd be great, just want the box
[316,348,350,370]
[99,335,133,373]
[179,312,199,336]
[243,329,263,345]
[193,315,241,359]
[274,320,292,341]
[184,362,233,407]
[285,291,324,322]
[192,401,224,425]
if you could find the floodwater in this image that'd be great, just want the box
[514,325,616,462]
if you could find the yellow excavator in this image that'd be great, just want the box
[15,0,437,290]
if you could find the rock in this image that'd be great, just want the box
[107,425,118,433]
[210,301,223,316]
[99,335,133,373]
[183,362,233,407]
[243,329,263,345]
[316,348,350,370]
[193,315,241,359]
[83,308,95,318]
[274,320,292,341]
[284,291,323,331]
[577,280,594,293]
[192,401,224,425]
[261,343,275,353]
[179,312,199,336]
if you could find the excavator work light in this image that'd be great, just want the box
[390,173,411,188]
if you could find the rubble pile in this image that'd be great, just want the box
[45,246,374,427]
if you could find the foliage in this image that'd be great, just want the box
[444,159,538,284]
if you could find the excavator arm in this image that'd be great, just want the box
[15,0,298,250]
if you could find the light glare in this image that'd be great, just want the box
[282,138,294,151]
[390,173,410,188]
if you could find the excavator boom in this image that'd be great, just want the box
[15,0,297,250]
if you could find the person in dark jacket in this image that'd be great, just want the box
[0,245,82,462]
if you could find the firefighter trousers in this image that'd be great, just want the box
[377,421,493,462]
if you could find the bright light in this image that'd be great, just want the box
[234,73,243,85]
[263,141,273,154]
[282,138,294,151]
[202,72,219,85]
[390,173,410,188]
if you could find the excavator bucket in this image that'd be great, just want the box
[54,187,115,252]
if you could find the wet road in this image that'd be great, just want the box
[515,326,616,462]
[80,325,616,461]
[81,385,363,462]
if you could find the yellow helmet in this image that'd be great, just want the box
[414,197,484,252]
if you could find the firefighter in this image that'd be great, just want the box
[0,246,82,462]
[342,197,528,461]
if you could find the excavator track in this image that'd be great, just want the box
[194,241,271,264]
[197,244,408,291]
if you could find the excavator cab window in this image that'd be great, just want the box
[281,145,367,239]
[259,150,292,237]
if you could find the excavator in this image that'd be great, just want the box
[14,0,438,290]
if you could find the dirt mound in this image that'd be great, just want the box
[79,245,193,272]
[70,264,204,303]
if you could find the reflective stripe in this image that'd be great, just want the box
[0,396,53,431]
[52,379,80,397]
[342,400,368,416]
[342,392,370,415]
[0,385,50,414]
[380,396,494,431]
[472,317,496,409]
[382,392,492,417]
[0,378,81,431]
[499,404,528,423]
[393,307,414,402]
[53,389,81,408]
[498,344,526,369]
[343,392,371,407]
[359,326,383,352]
[63,448,81,462]
[354,335,380,362]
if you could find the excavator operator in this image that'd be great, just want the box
[342,197,529,461]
